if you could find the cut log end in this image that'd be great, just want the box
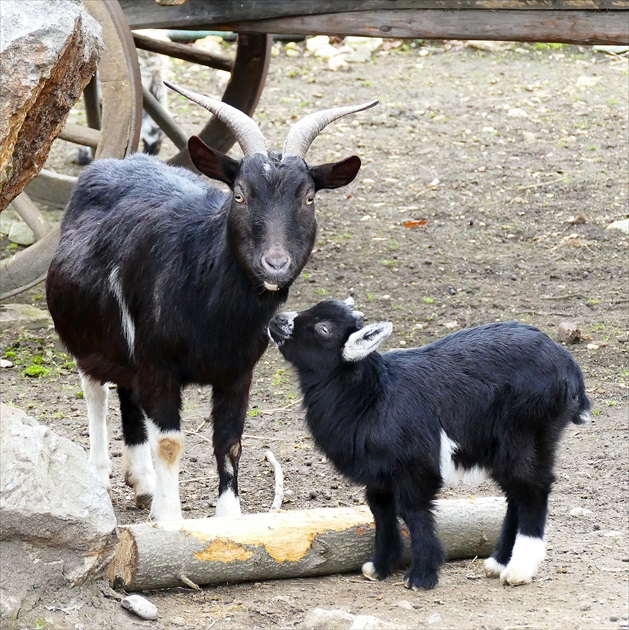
[106,527,139,589]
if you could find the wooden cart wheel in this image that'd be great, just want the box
[133,31,272,170]
[0,0,142,300]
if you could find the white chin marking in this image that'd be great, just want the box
[484,556,506,578]
[215,488,241,517]
[500,534,546,585]
[264,282,279,291]
[361,561,379,581]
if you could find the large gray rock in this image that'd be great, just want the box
[0,404,116,622]
[0,0,103,210]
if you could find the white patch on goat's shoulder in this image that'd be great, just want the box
[109,266,136,357]
[500,534,546,585]
[80,371,111,490]
[439,429,488,486]
[215,488,241,517]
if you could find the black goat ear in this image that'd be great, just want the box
[188,136,240,187]
[309,155,362,191]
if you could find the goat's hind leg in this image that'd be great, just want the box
[79,370,111,491]
[362,485,403,581]
[500,484,549,586]
[119,386,156,510]
[485,496,518,578]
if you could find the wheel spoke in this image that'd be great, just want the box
[142,85,188,151]
[58,122,101,149]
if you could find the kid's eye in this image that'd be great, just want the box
[315,322,331,336]
[305,196,314,205]
[234,193,245,203]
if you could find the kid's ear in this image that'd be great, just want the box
[309,155,362,190]
[188,135,240,187]
[342,322,392,362]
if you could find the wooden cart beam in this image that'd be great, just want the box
[107,498,505,592]
[119,1,628,45]
[133,32,233,72]
[215,11,629,46]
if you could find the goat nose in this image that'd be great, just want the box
[261,252,290,273]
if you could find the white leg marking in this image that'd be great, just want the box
[146,420,183,525]
[579,410,592,423]
[80,371,111,491]
[484,556,507,578]
[215,488,241,518]
[109,266,136,357]
[361,561,379,581]
[439,429,488,486]
[500,534,546,585]
[122,441,156,507]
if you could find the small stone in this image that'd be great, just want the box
[285,48,300,58]
[567,213,587,225]
[557,322,582,344]
[306,35,330,53]
[570,506,593,517]
[8,221,35,246]
[0,303,52,331]
[328,55,348,71]
[427,613,442,625]
[397,600,414,611]
[0,359,13,368]
[606,218,629,234]
[122,594,158,621]
[508,107,528,118]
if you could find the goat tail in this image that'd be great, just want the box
[573,384,592,425]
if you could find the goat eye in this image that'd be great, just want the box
[315,323,331,336]
[305,196,314,206]
[234,193,245,204]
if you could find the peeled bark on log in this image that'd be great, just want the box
[107,498,505,591]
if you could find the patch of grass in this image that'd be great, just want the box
[247,407,260,418]
[22,365,51,378]
[367,293,375,302]
[272,369,288,386]
[315,287,328,296]
[534,42,564,50]
[423,297,435,304]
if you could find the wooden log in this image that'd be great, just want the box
[107,498,505,591]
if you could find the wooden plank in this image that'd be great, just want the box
[119,0,628,30]
[133,32,232,72]
[25,170,76,209]
[214,10,629,45]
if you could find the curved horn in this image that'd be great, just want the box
[164,80,268,157]
[282,100,379,161]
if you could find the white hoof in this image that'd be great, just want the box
[215,489,241,517]
[500,564,534,586]
[484,556,506,578]
[361,561,379,581]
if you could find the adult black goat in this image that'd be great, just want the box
[46,84,377,524]
[269,299,590,589]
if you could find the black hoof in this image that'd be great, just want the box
[136,493,153,510]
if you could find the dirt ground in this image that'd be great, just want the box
[1,40,628,629]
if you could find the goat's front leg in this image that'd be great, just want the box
[212,372,252,517]
[136,378,184,525]
[362,485,402,581]
[398,478,444,590]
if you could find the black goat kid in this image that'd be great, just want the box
[269,299,590,589]
[46,84,377,524]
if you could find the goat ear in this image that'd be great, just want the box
[309,155,362,190]
[342,322,392,362]
[188,136,240,186]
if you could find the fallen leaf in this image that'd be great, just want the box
[404,220,428,229]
